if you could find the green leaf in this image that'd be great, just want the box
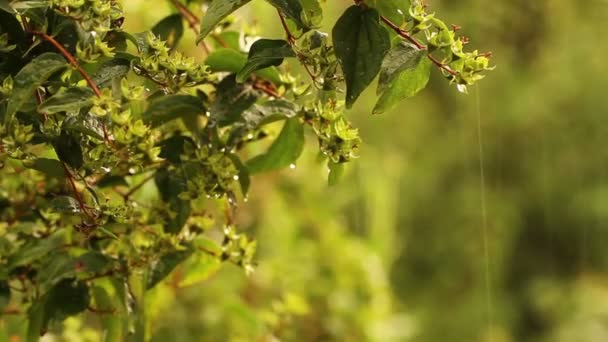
[0,0,15,13]
[228,153,250,196]
[6,52,67,117]
[332,6,390,108]
[91,283,123,341]
[373,42,431,114]
[143,94,205,128]
[53,130,84,169]
[236,39,295,82]
[300,0,323,28]
[206,48,282,85]
[39,278,90,332]
[8,230,66,269]
[211,75,258,126]
[0,281,9,313]
[38,87,95,114]
[62,115,104,140]
[177,252,221,287]
[246,117,304,174]
[22,158,65,179]
[147,249,193,289]
[368,0,410,25]
[154,168,191,234]
[265,0,309,29]
[9,0,50,10]
[91,58,131,87]
[152,13,184,49]
[36,252,110,290]
[197,0,251,43]
[158,135,196,165]
[328,161,345,186]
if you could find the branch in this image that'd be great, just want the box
[62,162,97,222]
[29,31,101,97]
[123,172,156,200]
[378,16,458,76]
[29,31,114,144]
[168,0,228,50]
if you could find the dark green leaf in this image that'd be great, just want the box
[62,115,104,140]
[154,168,191,233]
[143,94,205,128]
[53,130,83,169]
[147,249,193,289]
[37,252,110,289]
[237,39,295,82]
[197,0,251,43]
[332,6,390,108]
[38,87,94,114]
[373,42,431,114]
[23,158,65,179]
[7,52,67,117]
[265,0,307,29]
[246,117,304,174]
[0,281,9,312]
[152,13,184,49]
[300,0,323,28]
[211,75,258,126]
[96,175,128,188]
[40,278,90,331]
[0,0,15,13]
[158,135,196,165]
[206,48,283,85]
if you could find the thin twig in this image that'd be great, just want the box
[62,162,96,222]
[123,172,156,200]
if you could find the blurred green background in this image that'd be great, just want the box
[7,0,608,341]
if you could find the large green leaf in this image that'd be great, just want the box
[236,39,295,82]
[147,249,193,289]
[143,94,205,127]
[53,130,83,169]
[6,52,67,117]
[152,13,184,49]
[332,6,390,108]
[38,87,94,114]
[246,117,305,174]
[373,42,431,114]
[7,230,66,269]
[22,157,65,179]
[91,57,131,87]
[265,0,305,28]
[62,114,104,140]
[197,0,251,43]
[206,48,283,85]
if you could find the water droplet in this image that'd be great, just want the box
[101,166,111,173]
[289,163,296,170]
[128,167,136,174]
[243,197,249,203]
[233,175,239,181]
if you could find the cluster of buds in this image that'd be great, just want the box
[221,225,257,275]
[306,101,361,164]
[51,0,123,33]
[409,0,494,92]
[132,33,211,91]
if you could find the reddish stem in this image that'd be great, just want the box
[169,0,228,49]
[62,162,96,222]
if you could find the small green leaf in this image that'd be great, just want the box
[143,94,205,128]
[38,87,95,114]
[333,6,390,108]
[206,48,283,85]
[265,0,308,29]
[7,52,67,117]
[373,42,431,114]
[23,158,65,179]
[197,0,251,43]
[237,39,295,82]
[246,117,304,174]
[147,249,193,289]
[368,0,410,26]
[152,13,184,49]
